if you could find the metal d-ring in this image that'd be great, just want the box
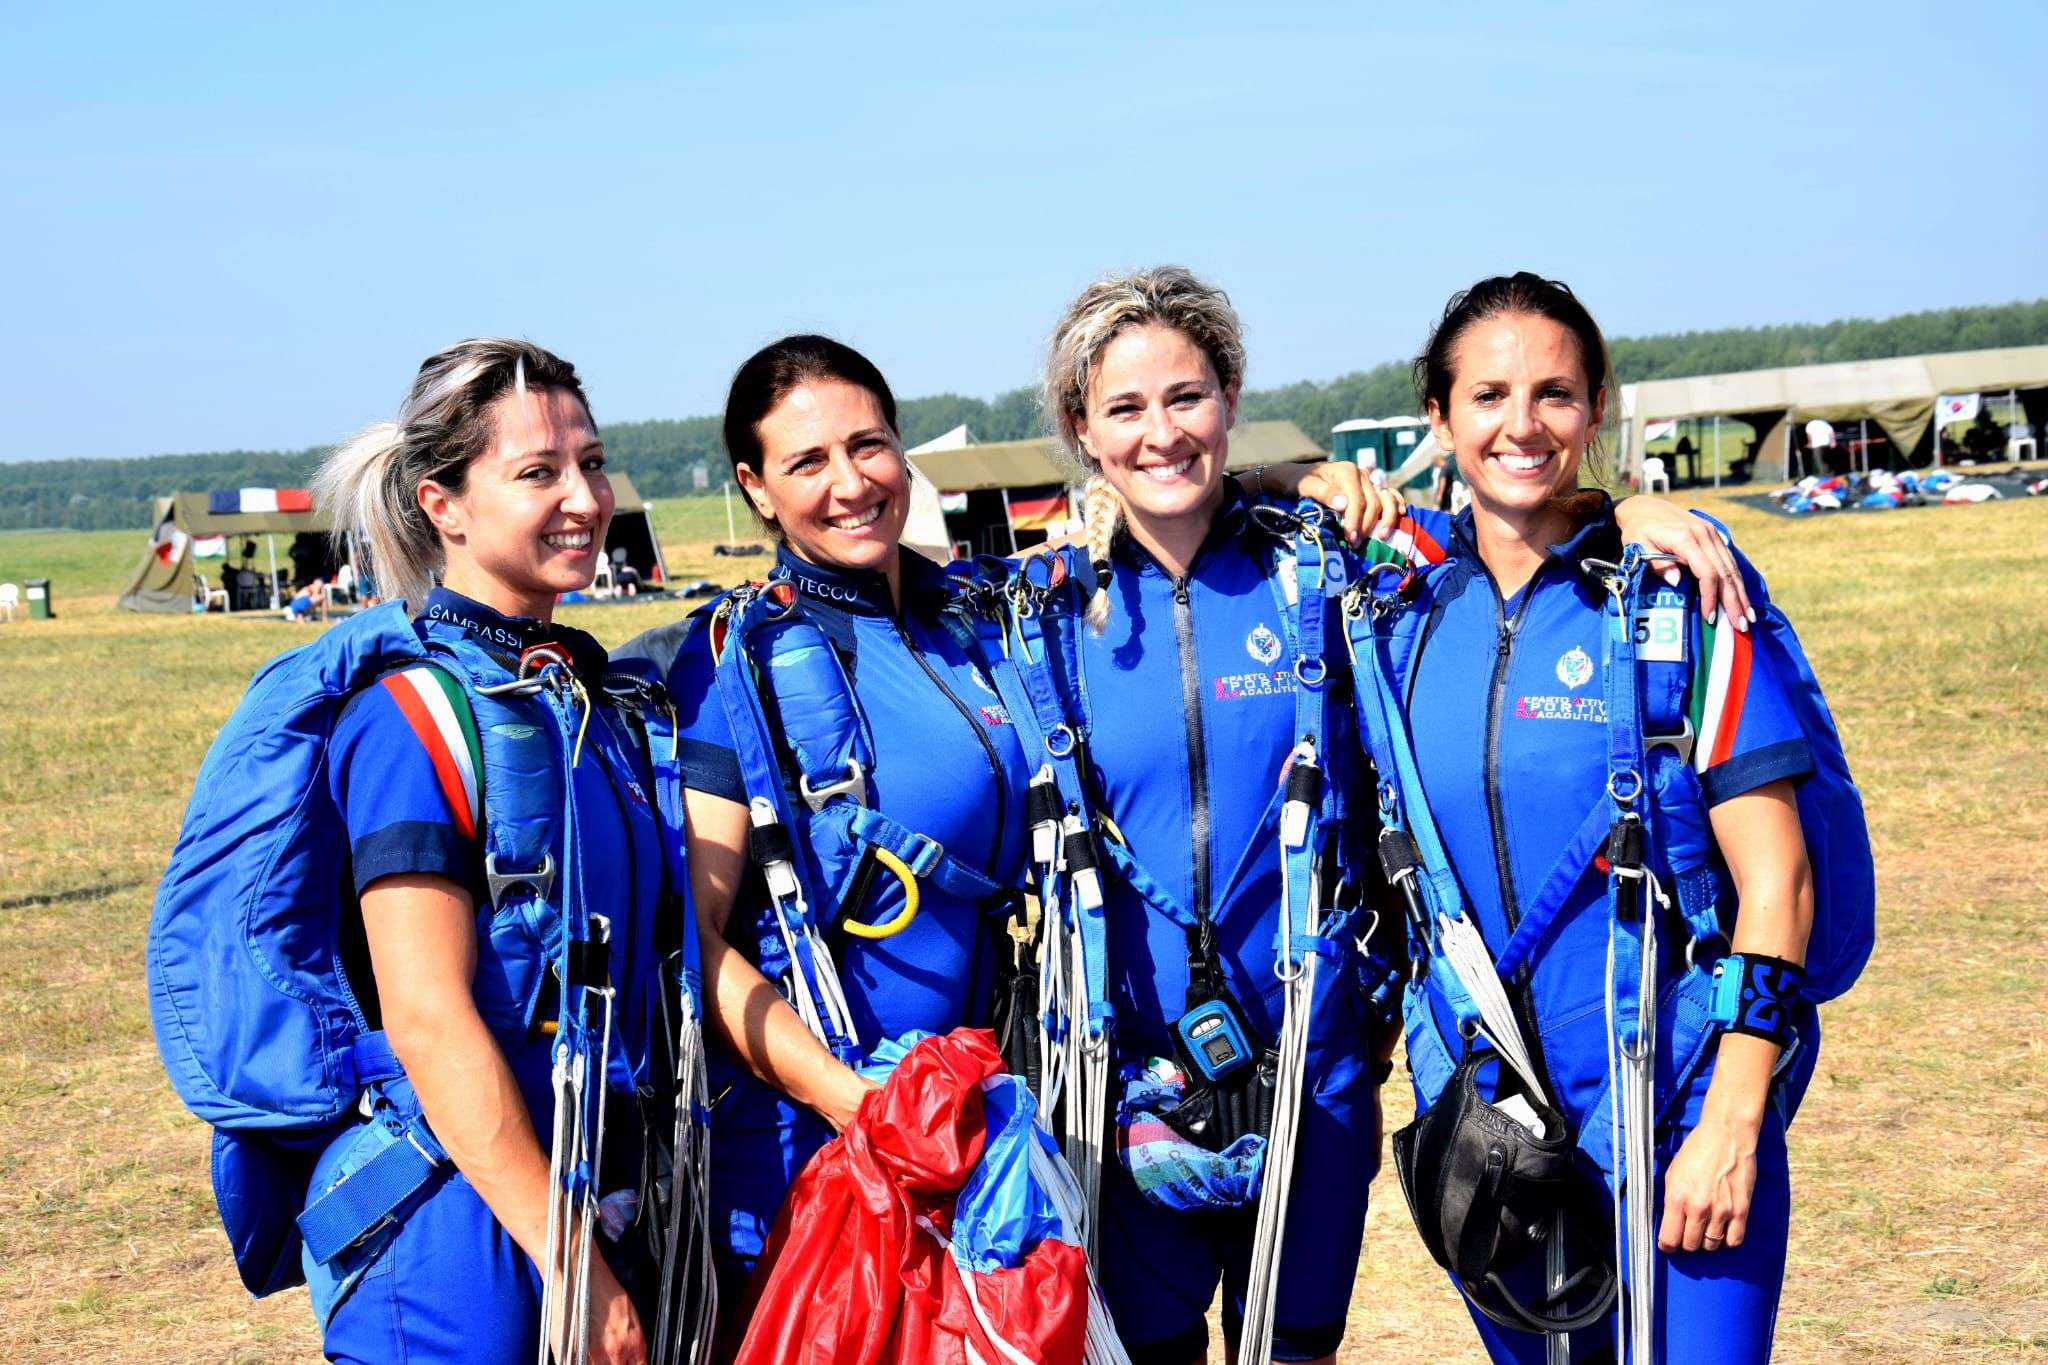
[1046,724,1076,758]
[1294,656,1328,687]
[1606,769,1643,806]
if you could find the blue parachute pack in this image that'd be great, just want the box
[1345,514,1875,1139]
[145,602,703,1299]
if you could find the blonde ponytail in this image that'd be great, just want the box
[310,338,593,612]
[1080,475,1123,632]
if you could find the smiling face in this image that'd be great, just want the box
[1426,311,1604,540]
[420,385,613,620]
[1073,323,1237,542]
[736,378,909,581]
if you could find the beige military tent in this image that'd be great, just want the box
[1621,345,2048,482]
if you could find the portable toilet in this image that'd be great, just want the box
[1332,416,1429,475]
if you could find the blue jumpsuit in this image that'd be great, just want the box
[651,547,1032,1304]
[1042,486,1379,1364]
[1395,507,1813,1363]
[306,589,671,1364]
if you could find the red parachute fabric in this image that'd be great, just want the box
[732,1028,1090,1365]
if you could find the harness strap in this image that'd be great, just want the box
[823,802,1008,903]
[296,1116,448,1266]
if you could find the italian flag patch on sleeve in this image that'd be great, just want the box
[379,666,484,839]
[1689,614,1754,772]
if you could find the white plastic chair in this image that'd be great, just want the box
[0,583,16,622]
[590,557,615,598]
[2009,435,2038,463]
[1642,456,1671,494]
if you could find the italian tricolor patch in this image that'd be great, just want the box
[379,667,483,839]
[1689,614,1753,772]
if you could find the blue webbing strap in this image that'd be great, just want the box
[1603,552,1651,1051]
[1276,505,1336,967]
[296,1116,449,1265]
[1346,570,1484,1034]
[544,671,605,1199]
[829,803,1007,902]
[1494,799,1609,981]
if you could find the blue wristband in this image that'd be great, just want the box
[1708,952,1804,1047]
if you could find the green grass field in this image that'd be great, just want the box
[2,488,2044,1360]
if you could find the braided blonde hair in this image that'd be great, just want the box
[1043,266,1246,630]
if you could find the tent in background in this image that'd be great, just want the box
[118,473,669,613]
[908,419,1322,557]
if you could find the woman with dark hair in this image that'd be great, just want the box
[621,336,1039,1316]
[1373,273,1816,1362]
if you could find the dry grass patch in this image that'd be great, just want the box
[3,502,2044,1360]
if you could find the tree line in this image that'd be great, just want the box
[8,298,2044,532]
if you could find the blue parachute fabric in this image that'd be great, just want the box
[1694,512,1875,1002]
[950,1076,1066,1274]
[758,614,874,794]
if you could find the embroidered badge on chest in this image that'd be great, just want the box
[1246,623,1283,665]
[1555,645,1594,689]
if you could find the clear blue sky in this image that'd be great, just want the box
[3,1,2042,462]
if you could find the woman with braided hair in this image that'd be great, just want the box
[1006,266,1753,1365]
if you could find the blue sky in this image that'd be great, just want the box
[2,1,2042,462]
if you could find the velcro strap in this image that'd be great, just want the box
[1063,827,1099,874]
[296,1119,447,1265]
[749,820,797,867]
[1283,761,1323,807]
[1026,781,1063,828]
[565,939,609,989]
[1376,827,1420,883]
[1605,816,1645,871]
[1710,952,1805,1047]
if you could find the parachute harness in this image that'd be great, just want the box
[983,551,1115,1258]
[1238,506,1343,1364]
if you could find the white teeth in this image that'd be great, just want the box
[1143,456,1196,482]
[830,505,883,530]
[1499,452,1553,473]
[543,531,591,548]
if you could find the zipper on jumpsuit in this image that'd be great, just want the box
[1481,570,1556,1098]
[1171,575,1211,923]
[893,614,1009,878]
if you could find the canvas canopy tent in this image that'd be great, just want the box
[901,425,972,560]
[907,419,1322,556]
[118,473,669,613]
[1620,345,2048,483]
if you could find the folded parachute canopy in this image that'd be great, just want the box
[735,1028,1111,1365]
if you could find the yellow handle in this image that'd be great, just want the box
[839,848,921,940]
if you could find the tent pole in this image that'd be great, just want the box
[1786,415,1797,482]
[724,482,737,547]
[266,534,280,610]
[999,488,1019,554]
[1713,414,1722,488]
[1934,396,1945,469]
[1859,418,1868,475]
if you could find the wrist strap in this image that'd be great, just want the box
[1708,952,1805,1047]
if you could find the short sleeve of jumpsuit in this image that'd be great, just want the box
[305,595,671,1365]
[662,548,1032,1303]
[1060,488,1380,1365]
[1400,508,1813,1364]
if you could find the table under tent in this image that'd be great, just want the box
[117,474,670,614]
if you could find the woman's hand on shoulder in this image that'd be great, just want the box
[1613,496,1754,630]
[1248,460,1404,547]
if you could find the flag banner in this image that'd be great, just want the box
[1007,492,1069,532]
[1938,394,1980,426]
[939,491,969,514]
[192,536,227,559]
[1644,419,1679,443]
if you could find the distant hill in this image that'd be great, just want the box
[9,298,2044,531]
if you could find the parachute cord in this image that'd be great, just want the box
[570,675,593,767]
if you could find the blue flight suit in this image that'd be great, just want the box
[649,547,1032,1305]
[307,589,671,1364]
[1043,486,1379,1364]
[1396,506,1814,1363]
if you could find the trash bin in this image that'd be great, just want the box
[25,577,52,620]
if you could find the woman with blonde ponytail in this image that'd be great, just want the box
[162,338,695,1365]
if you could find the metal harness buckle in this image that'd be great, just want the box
[485,850,557,907]
[799,758,867,813]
